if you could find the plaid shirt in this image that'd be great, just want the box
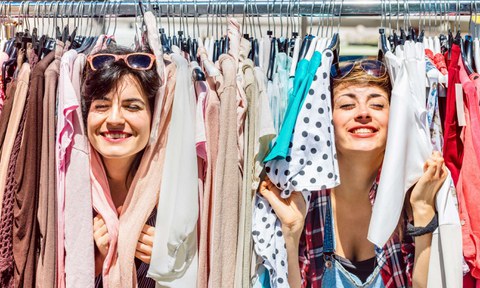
[299,179,415,288]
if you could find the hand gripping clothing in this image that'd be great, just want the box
[253,50,339,288]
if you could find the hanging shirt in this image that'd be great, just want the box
[442,44,463,185]
[253,50,339,288]
[425,57,444,151]
[264,52,321,162]
[457,61,480,279]
[368,41,431,247]
[147,52,199,287]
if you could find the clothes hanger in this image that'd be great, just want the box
[298,0,316,61]
[325,0,341,65]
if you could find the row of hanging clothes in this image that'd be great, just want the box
[0,0,478,288]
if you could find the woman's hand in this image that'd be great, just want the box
[93,214,110,259]
[135,224,155,264]
[258,177,307,243]
[93,214,110,276]
[410,151,448,222]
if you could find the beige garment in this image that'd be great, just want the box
[210,54,241,288]
[197,47,221,288]
[108,57,176,288]
[36,40,65,288]
[239,58,257,288]
[234,37,252,288]
[0,62,30,219]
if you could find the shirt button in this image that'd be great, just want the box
[461,220,466,226]
[325,261,332,269]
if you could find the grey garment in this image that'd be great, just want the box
[210,54,241,288]
[36,39,65,288]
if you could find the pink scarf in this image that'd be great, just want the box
[89,147,119,288]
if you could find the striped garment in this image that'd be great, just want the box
[299,177,415,288]
[95,209,157,288]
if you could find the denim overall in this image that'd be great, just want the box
[321,198,385,288]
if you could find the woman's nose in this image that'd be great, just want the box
[354,106,371,121]
[106,106,125,126]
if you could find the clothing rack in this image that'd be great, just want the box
[0,1,477,18]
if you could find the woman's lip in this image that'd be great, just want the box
[349,132,378,138]
[101,135,131,143]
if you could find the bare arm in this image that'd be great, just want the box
[259,178,306,288]
[409,151,447,288]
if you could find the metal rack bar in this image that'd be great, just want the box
[0,1,476,18]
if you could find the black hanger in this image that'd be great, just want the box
[224,36,229,55]
[408,26,417,42]
[267,37,277,81]
[439,34,448,54]
[378,28,389,61]
[462,35,475,75]
[399,28,406,45]
[253,38,260,67]
[191,38,198,62]
[298,34,313,61]
[212,39,219,62]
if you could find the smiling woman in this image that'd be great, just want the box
[81,46,160,288]
[259,59,448,288]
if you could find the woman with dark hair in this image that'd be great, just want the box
[82,46,160,287]
[259,60,447,287]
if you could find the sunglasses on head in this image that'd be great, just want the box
[87,52,156,71]
[330,59,387,79]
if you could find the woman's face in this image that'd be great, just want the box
[332,84,389,156]
[87,74,152,162]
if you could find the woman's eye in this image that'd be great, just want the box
[94,104,109,110]
[126,104,141,111]
[370,103,385,109]
[339,104,355,109]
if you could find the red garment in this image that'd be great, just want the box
[425,48,448,75]
[442,44,463,185]
[457,60,480,280]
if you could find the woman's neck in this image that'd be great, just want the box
[333,151,383,203]
[102,156,135,207]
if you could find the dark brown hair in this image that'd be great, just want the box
[82,45,161,183]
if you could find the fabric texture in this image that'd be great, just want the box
[457,61,480,279]
[254,50,339,288]
[299,180,415,288]
[197,47,221,288]
[0,61,31,288]
[368,42,432,247]
[147,51,199,287]
[55,49,79,288]
[263,52,320,162]
[64,53,95,288]
[442,44,463,185]
[210,53,241,288]
[36,40,65,288]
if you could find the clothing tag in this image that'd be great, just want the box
[455,83,467,126]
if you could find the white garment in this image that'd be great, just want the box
[253,50,339,288]
[368,41,431,247]
[64,52,95,288]
[368,41,462,287]
[253,67,276,190]
[147,52,199,287]
[425,59,444,152]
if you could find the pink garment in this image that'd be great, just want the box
[90,148,120,286]
[55,50,78,288]
[197,48,221,288]
[195,80,208,162]
[227,18,247,176]
[458,61,480,279]
[0,52,9,116]
[64,53,95,287]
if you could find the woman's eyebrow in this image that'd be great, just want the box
[122,98,146,104]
